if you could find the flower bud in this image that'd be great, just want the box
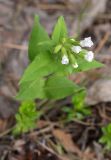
[72,62,78,68]
[54,44,62,53]
[61,55,69,65]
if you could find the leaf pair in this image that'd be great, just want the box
[17,73,81,100]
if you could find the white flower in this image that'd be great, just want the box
[80,37,93,47]
[71,46,82,54]
[84,51,94,62]
[61,55,69,65]
[72,62,78,68]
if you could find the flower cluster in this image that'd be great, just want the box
[59,37,94,68]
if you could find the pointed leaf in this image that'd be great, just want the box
[16,78,46,100]
[44,75,81,100]
[73,59,104,72]
[28,15,51,61]
[52,16,68,45]
[20,52,56,84]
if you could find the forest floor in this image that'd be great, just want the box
[0,0,111,159]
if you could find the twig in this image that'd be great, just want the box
[97,13,111,20]
[1,43,27,51]
[29,124,54,137]
[72,119,103,127]
[38,100,49,108]
[98,106,111,122]
[36,3,77,10]
[37,3,66,10]
[95,32,110,53]
[39,141,70,160]
[0,126,14,138]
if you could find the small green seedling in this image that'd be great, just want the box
[63,90,91,121]
[13,101,42,135]
[14,15,103,134]
[99,123,111,150]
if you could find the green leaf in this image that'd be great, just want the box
[20,51,74,85]
[73,59,104,72]
[44,75,81,100]
[19,52,57,84]
[52,16,68,45]
[16,78,46,100]
[28,15,51,61]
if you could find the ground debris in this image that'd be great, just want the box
[86,79,111,105]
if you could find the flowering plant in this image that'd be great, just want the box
[14,16,103,135]
[16,16,103,101]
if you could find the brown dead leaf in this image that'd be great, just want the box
[37,120,49,128]
[52,129,82,157]
[13,139,26,152]
[83,147,95,160]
